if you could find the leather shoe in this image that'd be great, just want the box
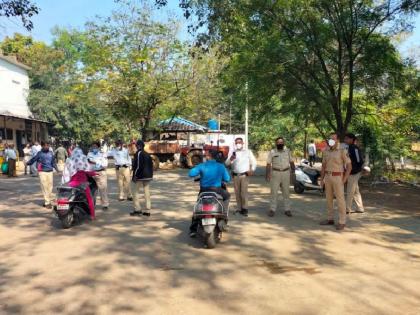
[320,219,335,225]
[336,224,345,231]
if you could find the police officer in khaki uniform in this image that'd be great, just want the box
[266,137,295,217]
[320,133,352,230]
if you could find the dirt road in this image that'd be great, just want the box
[0,169,419,315]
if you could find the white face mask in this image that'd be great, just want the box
[328,139,336,147]
[235,143,243,150]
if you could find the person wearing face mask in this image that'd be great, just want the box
[27,141,59,209]
[320,132,352,231]
[87,141,109,210]
[344,133,365,214]
[266,136,295,217]
[225,137,257,217]
[108,140,133,201]
[130,140,154,217]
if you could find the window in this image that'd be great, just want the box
[0,129,14,140]
[6,129,13,140]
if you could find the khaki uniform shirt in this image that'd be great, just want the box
[322,147,350,172]
[267,148,293,170]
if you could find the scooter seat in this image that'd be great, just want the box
[302,168,319,176]
[198,192,224,200]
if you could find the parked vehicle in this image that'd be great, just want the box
[294,160,324,194]
[192,180,228,249]
[54,177,98,229]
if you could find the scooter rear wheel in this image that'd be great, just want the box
[204,231,217,249]
[62,211,74,229]
[294,182,305,194]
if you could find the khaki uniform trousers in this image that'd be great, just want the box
[133,180,151,212]
[346,172,364,212]
[324,174,346,224]
[39,171,54,205]
[7,159,17,177]
[270,170,291,212]
[94,171,109,207]
[116,167,132,199]
[233,175,249,210]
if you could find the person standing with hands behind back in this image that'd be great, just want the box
[344,133,365,214]
[266,137,295,218]
[319,132,352,231]
[131,140,154,217]
[225,137,257,217]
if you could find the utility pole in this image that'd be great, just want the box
[245,82,249,149]
[229,96,232,134]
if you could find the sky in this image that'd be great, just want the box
[0,0,419,60]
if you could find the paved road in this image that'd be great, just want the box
[0,169,419,315]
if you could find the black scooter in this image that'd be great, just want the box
[54,177,98,229]
[192,178,228,249]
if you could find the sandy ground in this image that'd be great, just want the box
[0,168,419,315]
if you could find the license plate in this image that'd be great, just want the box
[202,218,216,226]
[57,204,69,210]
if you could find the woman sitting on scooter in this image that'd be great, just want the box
[62,148,97,220]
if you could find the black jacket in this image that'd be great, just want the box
[132,150,153,181]
[348,144,363,174]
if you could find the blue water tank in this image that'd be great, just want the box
[208,119,218,131]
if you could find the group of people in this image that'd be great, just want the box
[6,131,365,233]
[26,140,154,220]
[187,132,365,235]
[0,141,72,178]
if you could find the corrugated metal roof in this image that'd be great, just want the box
[158,117,207,132]
[0,112,51,124]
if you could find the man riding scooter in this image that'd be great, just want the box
[188,149,231,237]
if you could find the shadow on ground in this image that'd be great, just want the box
[0,169,419,314]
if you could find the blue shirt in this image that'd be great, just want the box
[27,150,58,172]
[189,160,231,188]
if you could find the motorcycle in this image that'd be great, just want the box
[192,178,228,249]
[54,176,98,229]
[294,159,324,194]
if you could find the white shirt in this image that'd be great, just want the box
[31,145,41,157]
[226,149,257,174]
[308,143,316,156]
[5,148,17,160]
[108,147,131,166]
[87,151,108,171]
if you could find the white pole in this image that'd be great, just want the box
[245,82,249,149]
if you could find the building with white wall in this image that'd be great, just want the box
[0,54,49,156]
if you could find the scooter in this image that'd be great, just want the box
[294,159,324,194]
[54,177,98,229]
[192,179,228,249]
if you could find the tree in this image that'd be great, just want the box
[71,1,192,140]
[0,0,39,30]
[159,0,420,139]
